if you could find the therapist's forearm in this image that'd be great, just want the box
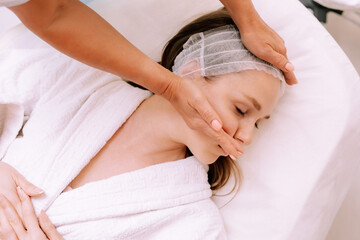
[9,0,178,96]
[219,0,261,31]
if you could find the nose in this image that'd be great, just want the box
[234,123,254,145]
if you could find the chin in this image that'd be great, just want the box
[187,136,222,164]
[196,153,219,165]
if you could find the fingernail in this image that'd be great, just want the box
[35,188,44,194]
[285,62,294,72]
[17,186,27,201]
[211,120,222,131]
[229,155,236,161]
[238,151,243,157]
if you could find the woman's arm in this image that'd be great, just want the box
[220,0,297,85]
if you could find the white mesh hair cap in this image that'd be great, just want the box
[172,25,285,94]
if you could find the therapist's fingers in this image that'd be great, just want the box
[185,101,243,159]
[194,118,243,160]
[238,16,298,85]
[190,89,223,131]
[184,80,243,160]
[163,77,243,157]
[0,193,26,239]
[192,93,223,132]
[166,77,224,131]
[261,48,297,85]
[283,68,297,86]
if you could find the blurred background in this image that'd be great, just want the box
[0,1,359,239]
[322,11,360,240]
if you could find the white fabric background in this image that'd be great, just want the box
[0,0,359,239]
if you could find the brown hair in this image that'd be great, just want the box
[160,8,242,194]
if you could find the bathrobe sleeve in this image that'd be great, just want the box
[0,49,63,115]
[0,47,119,159]
[0,48,63,158]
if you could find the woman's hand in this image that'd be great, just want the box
[0,162,44,220]
[0,187,63,240]
[163,76,243,160]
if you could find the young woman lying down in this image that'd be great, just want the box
[0,8,284,240]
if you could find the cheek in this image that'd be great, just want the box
[216,110,239,137]
[208,98,238,135]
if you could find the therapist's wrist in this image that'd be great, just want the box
[154,72,182,101]
[220,0,261,31]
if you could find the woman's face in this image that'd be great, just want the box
[186,70,282,164]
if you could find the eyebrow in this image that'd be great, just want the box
[244,94,261,111]
[244,94,271,119]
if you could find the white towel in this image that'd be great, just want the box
[48,157,225,240]
[0,48,226,239]
[0,103,23,158]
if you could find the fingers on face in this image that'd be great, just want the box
[185,100,243,159]
[217,129,243,159]
[198,119,243,159]
[190,91,223,130]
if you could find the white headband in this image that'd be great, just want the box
[172,25,285,95]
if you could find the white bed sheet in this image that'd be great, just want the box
[0,0,359,239]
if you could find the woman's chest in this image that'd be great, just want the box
[68,124,150,189]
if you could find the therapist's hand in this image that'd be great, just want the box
[0,162,44,221]
[239,16,297,85]
[163,76,243,160]
[0,187,63,240]
[220,0,297,85]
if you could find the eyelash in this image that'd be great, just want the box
[236,107,245,115]
[236,107,259,129]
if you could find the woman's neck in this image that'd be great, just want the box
[68,95,190,190]
[115,95,188,165]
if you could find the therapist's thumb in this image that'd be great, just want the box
[14,173,44,196]
[266,49,292,73]
[262,49,297,85]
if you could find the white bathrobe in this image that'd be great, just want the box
[0,48,226,239]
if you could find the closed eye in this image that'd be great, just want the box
[236,107,245,115]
